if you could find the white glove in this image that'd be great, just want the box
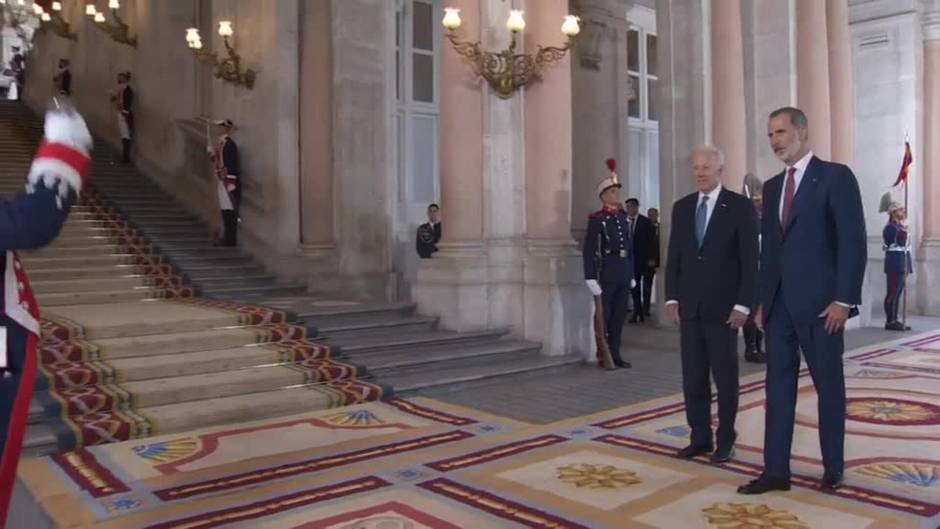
[631,279,637,289]
[226,184,235,192]
[44,109,92,153]
[206,145,214,154]
[585,279,602,297]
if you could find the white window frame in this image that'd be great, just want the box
[626,5,659,209]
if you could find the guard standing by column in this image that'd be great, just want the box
[207,119,241,247]
[883,202,912,331]
[111,72,134,163]
[583,158,634,369]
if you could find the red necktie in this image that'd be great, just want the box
[781,167,797,230]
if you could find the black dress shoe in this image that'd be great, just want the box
[614,360,632,369]
[737,475,791,495]
[628,314,641,323]
[820,472,844,491]
[677,444,712,459]
[744,351,767,364]
[710,446,735,464]
[885,321,905,331]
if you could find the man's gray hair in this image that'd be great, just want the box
[769,106,808,129]
[694,145,725,167]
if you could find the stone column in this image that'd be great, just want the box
[920,3,940,315]
[521,0,592,357]
[413,0,491,330]
[710,0,747,192]
[826,0,853,165]
[570,0,629,240]
[299,0,337,273]
[796,0,832,159]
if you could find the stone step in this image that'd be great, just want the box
[316,315,438,340]
[92,326,309,359]
[23,422,58,457]
[36,287,157,306]
[333,328,510,356]
[363,339,540,374]
[166,254,253,266]
[383,354,581,395]
[297,301,416,323]
[22,254,137,270]
[105,344,303,382]
[27,244,122,258]
[184,265,266,279]
[112,364,313,408]
[31,276,147,294]
[27,265,144,281]
[201,283,308,299]
[44,301,246,340]
[185,273,275,286]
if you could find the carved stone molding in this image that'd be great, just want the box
[924,0,940,41]
[571,0,630,69]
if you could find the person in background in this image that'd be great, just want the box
[53,59,71,97]
[416,203,442,258]
[645,207,661,318]
[110,72,134,163]
[625,198,654,323]
[882,202,912,331]
[207,119,241,247]
[742,193,766,363]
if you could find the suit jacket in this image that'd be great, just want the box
[650,222,661,268]
[759,156,867,323]
[630,214,654,274]
[665,188,759,322]
[416,222,442,258]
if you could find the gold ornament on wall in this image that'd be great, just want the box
[441,7,580,98]
[86,0,136,47]
[185,21,256,90]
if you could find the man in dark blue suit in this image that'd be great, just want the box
[738,107,866,495]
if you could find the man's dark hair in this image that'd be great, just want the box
[769,107,808,129]
[625,198,640,207]
[648,207,659,213]
[428,203,440,211]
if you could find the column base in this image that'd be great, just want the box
[301,244,397,302]
[917,238,940,315]
[412,239,592,358]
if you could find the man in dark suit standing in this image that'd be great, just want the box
[626,198,654,323]
[665,147,759,464]
[738,107,866,495]
[416,203,442,258]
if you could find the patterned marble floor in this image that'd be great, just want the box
[13,329,940,528]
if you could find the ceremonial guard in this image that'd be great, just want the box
[882,202,912,331]
[206,119,241,246]
[110,72,134,163]
[8,47,24,101]
[583,158,634,369]
[416,203,442,258]
[0,107,93,526]
[53,58,71,97]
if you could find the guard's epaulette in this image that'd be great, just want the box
[589,210,604,220]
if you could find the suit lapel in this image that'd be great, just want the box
[765,172,785,239]
[785,156,822,235]
[700,188,729,248]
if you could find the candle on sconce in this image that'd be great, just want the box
[561,15,580,37]
[506,10,525,32]
[32,3,42,15]
[85,4,96,16]
[109,0,120,9]
[94,12,105,22]
[41,12,51,21]
[442,8,461,30]
[52,1,62,11]
[218,20,233,37]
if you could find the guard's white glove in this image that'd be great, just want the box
[226,184,235,192]
[44,109,92,153]
[206,144,214,154]
[631,279,637,289]
[586,279,602,297]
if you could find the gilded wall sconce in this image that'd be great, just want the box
[441,8,580,98]
[86,1,136,47]
[185,21,256,90]
[40,2,78,41]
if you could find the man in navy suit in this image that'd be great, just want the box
[738,107,866,495]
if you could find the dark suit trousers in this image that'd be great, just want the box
[764,295,846,479]
[679,316,739,449]
[641,268,655,314]
[601,281,630,363]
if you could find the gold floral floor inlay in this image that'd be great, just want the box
[555,463,641,489]
[702,502,810,529]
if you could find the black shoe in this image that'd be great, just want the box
[629,314,643,324]
[677,444,712,459]
[885,321,905,331]
[820,472,844,491]
[614,360,632,369]
[710,446,735,464]
[737,474,791,495]
[744,351,767,364]
[644,310,652,317]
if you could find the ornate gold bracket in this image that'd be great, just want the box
[186,24,256,90]
[94,9,136,47]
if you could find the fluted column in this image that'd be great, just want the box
[826,0,854,164]
[796,0,832,159]
[710,0,747,192]
[439,0,484,248]
[525,0,574,240]
[920,2,940,315]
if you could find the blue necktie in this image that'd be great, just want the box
[695,195,709,248]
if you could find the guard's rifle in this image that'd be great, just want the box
[593,233,616,370]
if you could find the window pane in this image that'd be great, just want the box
[413,1,433,51]
[628,75,640,118]
[413,53,434,102]
[396,50,401,101]
[646,34,658,76]
[647,78,658,121]
[396,11,401,47]
[627,29,639,72]
[411,116,437,203]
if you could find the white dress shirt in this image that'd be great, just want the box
[666,185,749,316]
